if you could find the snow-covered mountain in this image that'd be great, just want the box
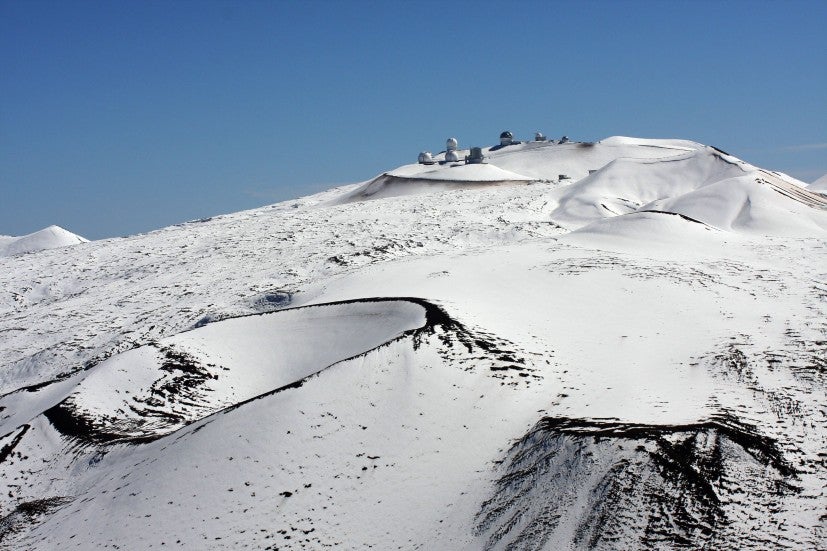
[0,225,87,258]
[1,136,825,550]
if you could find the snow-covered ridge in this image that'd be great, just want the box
[387,161,535,182]
[0,135,825,549]
[0,225,87,257]
[338,136,827,238]
[36,299,428,444]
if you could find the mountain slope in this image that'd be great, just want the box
[810,172,827,192]
[0,136,825,550]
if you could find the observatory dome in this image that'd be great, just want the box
[418,151,435,165]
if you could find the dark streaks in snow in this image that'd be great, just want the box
[0,496,72,545]
[0,424,30,464]
[40,297,540,447]
[476,415,803,550]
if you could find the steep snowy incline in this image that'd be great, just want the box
[546,149,744,228]
[643,171,827,236]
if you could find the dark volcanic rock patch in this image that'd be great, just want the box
[0,424,30,464]
[0,496,72,545]
[43,344,218,446]
[476,416,802,550]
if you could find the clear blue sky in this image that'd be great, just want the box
[2,0,825,239]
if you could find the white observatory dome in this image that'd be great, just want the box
[418,151,435,165]
[446,137,458,151]
[445,150,460,162]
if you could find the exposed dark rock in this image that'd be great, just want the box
[476,415,800,550]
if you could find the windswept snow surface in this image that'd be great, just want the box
[0,225,87,257]
[1,136,826,550]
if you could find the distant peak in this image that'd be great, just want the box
[0,225,88,257]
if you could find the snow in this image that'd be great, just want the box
[0,135,825,550]
[543,148,827,236]
[810,172,827,192]
[60,300,427,440]
[0,225,87,257]
[387,161,534,182]
[336,161,537,204]
[643,173,827,236]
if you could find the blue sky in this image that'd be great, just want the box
[2,0,825,239]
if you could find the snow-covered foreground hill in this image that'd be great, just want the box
[1,137,825,550]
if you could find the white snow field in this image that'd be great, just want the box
[0,225,87,258]
[1,136,826,550]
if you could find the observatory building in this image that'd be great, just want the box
[465,147,485,164]
[444,137,460,163]
[500,131,514,146]
[418,151,435,165]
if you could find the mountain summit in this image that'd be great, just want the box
[1,135,825,550]
[0,225,87,258]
